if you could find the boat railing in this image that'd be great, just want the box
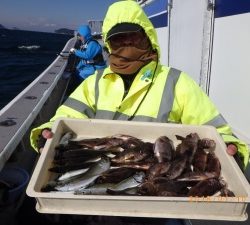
[0,37,77,171]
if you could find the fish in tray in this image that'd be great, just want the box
[57,131,76,148]
[111,162,155,171]
[57,168,90,182]
[187,178,225,197]
[153,136,175,163]
[145,162,171,180]
[106,171,145,192]
[138,177,188,196]
[74,183,114,195]
[95,167,138,184]
[54,147,113,161]
[49,156,103,173]
[111,142,154,164]
[66,134,142,151]
[176,171,217,182]
[75,171,145,195]
[42,132,234,197]
[53,155,102,166]
[42,157,110,192]
[192,148,208,172]
[205,152,221,177]
[41,168,91,192]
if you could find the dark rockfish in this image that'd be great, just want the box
[137,181,157,196]
[68,134,141,151]
[111,142,153,164]
[206,152,221,177]
[175,133,200,165]
[220,187,235,197]
[50,156,102,173]
[177,171,217,182]
[138,178,187,196]
[153,177,188,193]
[165,156,187,180]
[55,143,82,152]
[95,167,137,184]
[120,138,145,150]
[57,148,108,159]
[110,134,141,141]
[198,138,216,151]
[68,137,109,149]
[49,161,99,173]
[112,162,154,171]
[192,149,208,172]
[109,134,142,145]
[188,178,224,197]
[53,155,101,166]
[146,162,171,181]
[153,136,175,163]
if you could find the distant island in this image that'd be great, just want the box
[0,24,7,29]
[54,28,74,35]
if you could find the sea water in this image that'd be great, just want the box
[0,29,72,110]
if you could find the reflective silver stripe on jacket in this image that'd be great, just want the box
[156,68,181,122]
[204,113,228,128]
[63,97,95,118]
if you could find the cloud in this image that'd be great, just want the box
[44,23,56,27]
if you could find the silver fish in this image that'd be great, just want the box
[107,171,145,192]
[54,157,110,192]
[57,168,89,181]
[58,131,75,146]
[75,183,114,195]
[106,187,138,195]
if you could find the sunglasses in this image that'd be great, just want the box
[108,30,150,49]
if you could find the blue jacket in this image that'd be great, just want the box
[75,25,106,70]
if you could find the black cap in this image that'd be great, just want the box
[106,23,142,40]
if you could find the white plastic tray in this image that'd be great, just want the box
[26,118,250,221]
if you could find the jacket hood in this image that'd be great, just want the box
[78,25,92,42]
[102,0,160,57]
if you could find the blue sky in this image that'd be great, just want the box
[0,0,117,32]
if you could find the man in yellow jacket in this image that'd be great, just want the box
[31,1,248,169]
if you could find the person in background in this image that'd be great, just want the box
[69,25,106,81]
[31,1,249,224]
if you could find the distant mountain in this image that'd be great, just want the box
[54,28,74,35]
[0,24,7,29]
